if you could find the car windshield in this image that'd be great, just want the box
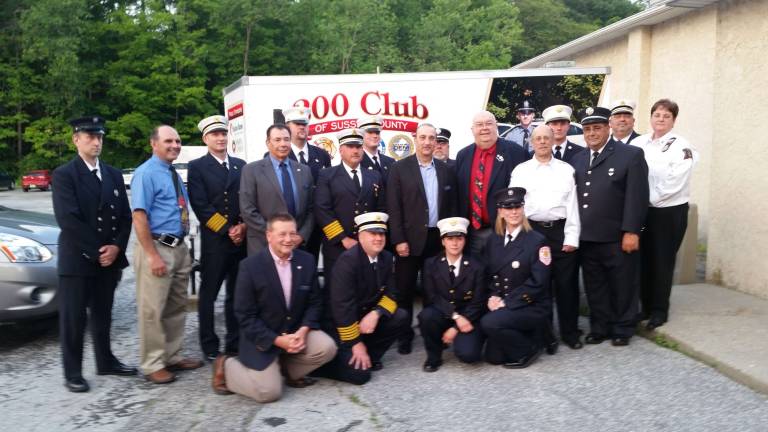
[26,172,46,177]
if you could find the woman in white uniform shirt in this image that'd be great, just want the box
[633,99,698,330]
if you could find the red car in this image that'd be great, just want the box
[22,170,53,192]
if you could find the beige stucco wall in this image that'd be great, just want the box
[707,0,768,298]
[551,0,768,298]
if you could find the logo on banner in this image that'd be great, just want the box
[313,136,337,158]
[387,134,414,160]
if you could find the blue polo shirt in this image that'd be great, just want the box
[131,155,189,237]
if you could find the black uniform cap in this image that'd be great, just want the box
[494,187,526,209]
[69,116,106,135]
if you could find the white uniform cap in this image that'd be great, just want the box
[542,105,573,124]
[355,212,389,233]
[437,217,469,237]
[197,115,228,136]
[357,115,383,132]
[610,99,636,115]
[283,107,311,124]
[336,128,364,146]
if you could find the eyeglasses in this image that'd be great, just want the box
[472,121,496,128]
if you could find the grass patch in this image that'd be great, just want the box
[653,334,679,351]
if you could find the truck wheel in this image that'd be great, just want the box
[23,187,29,192]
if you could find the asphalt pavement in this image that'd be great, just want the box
[1,188,767,432]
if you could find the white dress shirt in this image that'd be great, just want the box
[210,153,230,168]
[504,226,522,246]
[292,143,309,163]
[632,131,698,207]
[83,158,101,181]
[509,156,580,247]
[446,254,462,277]
[342,162,363,188]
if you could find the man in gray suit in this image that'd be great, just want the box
[240,124,314,256]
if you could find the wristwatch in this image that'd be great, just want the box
[452,312,460,320]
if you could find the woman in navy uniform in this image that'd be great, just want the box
[480,187,554,369]
[418,217,486,372]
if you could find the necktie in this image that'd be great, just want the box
[372,155,381,171]
[591,151,599,167]
[523,128,530,155]
[169,165,190,235]
[448,264,456,284]
[351,169,361,194]
[222,161,228,170]
[299,151,307,165]
[91,168,101,185]
[554,146,562,160]
[470,150,486,229]
[279,162,297,216]
[506,234,514,247]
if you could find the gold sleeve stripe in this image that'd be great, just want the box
[206,212,228,232]
[337,322,361,341]
[322,220,344,240]
[377,295,397,314]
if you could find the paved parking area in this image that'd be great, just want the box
[1,189,767,431]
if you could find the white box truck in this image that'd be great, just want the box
[221,67,609,163]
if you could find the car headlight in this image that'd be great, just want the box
[0,233,53,263]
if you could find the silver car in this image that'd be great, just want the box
[0,205,59,322]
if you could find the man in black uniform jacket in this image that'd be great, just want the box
[358,115,395,183]
[315,129,385,282]
[572,106,649,346]
[542,104,585,165]
[52,116,136,392]
[387,123,458,354]
[188,115,247,361]
[433,128,456,168]
[313,212,409,385]
[419,217,486,372]
[608,99,641,145]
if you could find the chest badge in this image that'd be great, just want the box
[113,189,119,197]
[234,165,238,170]
[511,260,520,269]
[608,167,615,176]
[496,154,504,162]
[296,265,302,270]
[367,166,373,170]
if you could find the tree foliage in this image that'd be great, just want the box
[0,0,642,173]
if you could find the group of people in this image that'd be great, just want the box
[52,97,697,403]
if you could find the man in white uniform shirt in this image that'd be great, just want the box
[509,124,583,349]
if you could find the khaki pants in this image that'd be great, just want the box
[225,330,337,403]
[134,240,192,375]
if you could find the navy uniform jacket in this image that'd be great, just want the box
[234,248,321,371]
[455,138,527,227]
[361,151,395,183]
[613,131,641,145]
[288,144,331,184]
[485,230,551,313]
[386,155,458,255]
[187,153,246,253]
[314,165,385,259]
[558,140,586,166]
[52,158,131,276]
[422,254,487,322]
[330,245,398,346]
[572,139,649,243]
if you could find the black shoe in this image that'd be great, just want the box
[503,349,542,369]
[645,318,666,331]
[97,361,138,376]
[204,352,220,362]
[422,360,442,373]
[65,377,90,393]
[545,340,559,355]
[611,337,630,347]
[370,361,383,371]
[397,340,412,355]
[585,333,606,344]
[562,335,584,350]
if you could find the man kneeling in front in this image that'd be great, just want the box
[212,213,336,402]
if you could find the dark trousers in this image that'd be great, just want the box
[531,220,581,339]
[480,306,548,364]
[468,226,493,259]
[314,308,409,385]
[418,306,484,364]
[198,249,245,356]
[641,204,689,322]
[59,271,121,379]
[394,228,441,343]
[304,229,322,266]
[580,240,640,338]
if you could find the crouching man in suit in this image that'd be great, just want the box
[211,213,336,403]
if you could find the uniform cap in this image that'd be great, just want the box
[578,106,611,125]
[197,115,228,136]
[542,105,572,124]
[494,187,526,209]
[517,100,535,113]
[69,116,106,135]
[336,129,364,146]
[357,115,383,133]
[437,217,469,237]
[610,99,636,115]
[436,128,451,143]
[283,107,311,124]
[355,212,389,233]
